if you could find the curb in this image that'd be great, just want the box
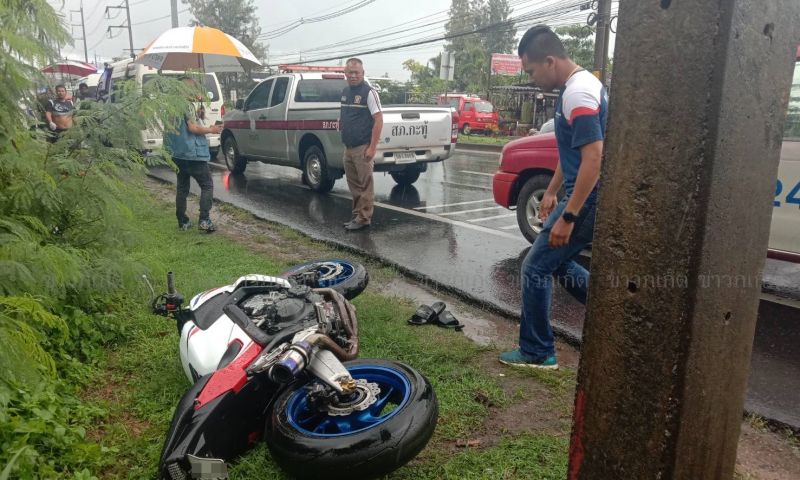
[455,142,504,153]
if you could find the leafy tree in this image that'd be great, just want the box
[444,0,516,94]
[401,58,447,103]
[183,0,269,98]
[554,25,595,69]
[0,1,203,477]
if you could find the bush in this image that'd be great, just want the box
[0,1,205,477]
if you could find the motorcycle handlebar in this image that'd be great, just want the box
[167,272,176,295]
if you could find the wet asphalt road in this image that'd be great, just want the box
[149,148,800,428]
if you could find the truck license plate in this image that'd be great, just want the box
[395,152,416,164]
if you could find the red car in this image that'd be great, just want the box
[437,94,498,135]
[492,132,561,243]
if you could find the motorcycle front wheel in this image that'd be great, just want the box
[280,259,368,300]
[265,359,438,480]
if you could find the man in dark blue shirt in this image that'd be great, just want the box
[500,26,608,370]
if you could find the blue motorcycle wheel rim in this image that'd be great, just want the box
[285,365,412,437]
[286,260,356,288]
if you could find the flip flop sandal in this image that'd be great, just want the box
[436,310,464,331]
[408,301,446,326]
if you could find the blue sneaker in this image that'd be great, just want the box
[499,349,558,370]
[179,220,193,231]
[198,219,216,233]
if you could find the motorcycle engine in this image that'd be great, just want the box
[239,285,341,336]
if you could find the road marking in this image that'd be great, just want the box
[499,224,519,230]
[441,181,492,191]
[414,199,496,210]
[460,170,495,177]
[438,206,505,216]
[326,192,528,243]
[469,213,517,222]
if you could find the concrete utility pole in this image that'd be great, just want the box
[106,1,135,59]
[568,1,799,479]
[592,0,611,85]
[71,2,89,63]
[171,0,179,28]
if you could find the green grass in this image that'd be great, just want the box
[458,134,515,146]
[86,189,569,479]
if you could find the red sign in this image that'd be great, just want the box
[491,54,522,76]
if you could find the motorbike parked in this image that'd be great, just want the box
[147,260,438,480]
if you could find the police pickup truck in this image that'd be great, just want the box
[221,72,457,192]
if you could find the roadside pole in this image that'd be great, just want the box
[592,0,612,84]
[569,1,799,479]
[170,0,179,28]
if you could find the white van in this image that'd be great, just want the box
[105,58,225,155]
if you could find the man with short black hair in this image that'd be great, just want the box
[499,26,608,370]
[77,82,90,101]
[44,84,75,140]
[340,57,383,231]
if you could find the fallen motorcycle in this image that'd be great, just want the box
[147,260,437,480]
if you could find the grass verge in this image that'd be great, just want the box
[458,133,516,146]
[84,185,571,479]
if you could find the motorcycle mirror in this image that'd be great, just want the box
[142,274,156,302]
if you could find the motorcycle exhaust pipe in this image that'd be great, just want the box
[270,341,314,384]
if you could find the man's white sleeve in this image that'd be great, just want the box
[367,89,382,115]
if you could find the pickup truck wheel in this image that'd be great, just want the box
[390,169,421,186]
[303,146,335,193]
[461,124,471,135]
[516,174,552,243]
[223,137,247,174]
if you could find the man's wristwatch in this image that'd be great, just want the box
[561,211,579,223]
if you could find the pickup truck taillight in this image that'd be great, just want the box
[221,104,225,117]
[451,111,459,143]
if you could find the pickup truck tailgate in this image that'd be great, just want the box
[380,107,452,149]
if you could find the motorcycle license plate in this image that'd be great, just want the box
[395,152,416,164]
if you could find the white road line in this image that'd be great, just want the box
[438,206,505,216]
[460,170,495,177]
[326,191,529,243]
[469,213,517,222]
[414,199,495,210]
[441,181,492,191]
[499,224,520,230]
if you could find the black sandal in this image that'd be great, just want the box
[436,311,464,331]
[408,301,446,325]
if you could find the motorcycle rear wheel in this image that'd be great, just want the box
[265,359,438,480]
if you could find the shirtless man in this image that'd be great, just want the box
[45,84,75,140]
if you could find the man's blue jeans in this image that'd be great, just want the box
[519,197,596,360]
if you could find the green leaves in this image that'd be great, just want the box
[0,2,212,478]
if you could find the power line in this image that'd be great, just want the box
[132,8,189,26]
[261,0,361,28]
[268,0,585,67]
[260,0,378,40]
[266,0,536,60]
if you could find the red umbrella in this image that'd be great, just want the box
[41,60,98,78]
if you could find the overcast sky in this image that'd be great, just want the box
[54,0,614,81]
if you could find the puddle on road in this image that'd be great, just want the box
[379,278,518,347]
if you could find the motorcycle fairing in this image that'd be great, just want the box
[160,342,277,479]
